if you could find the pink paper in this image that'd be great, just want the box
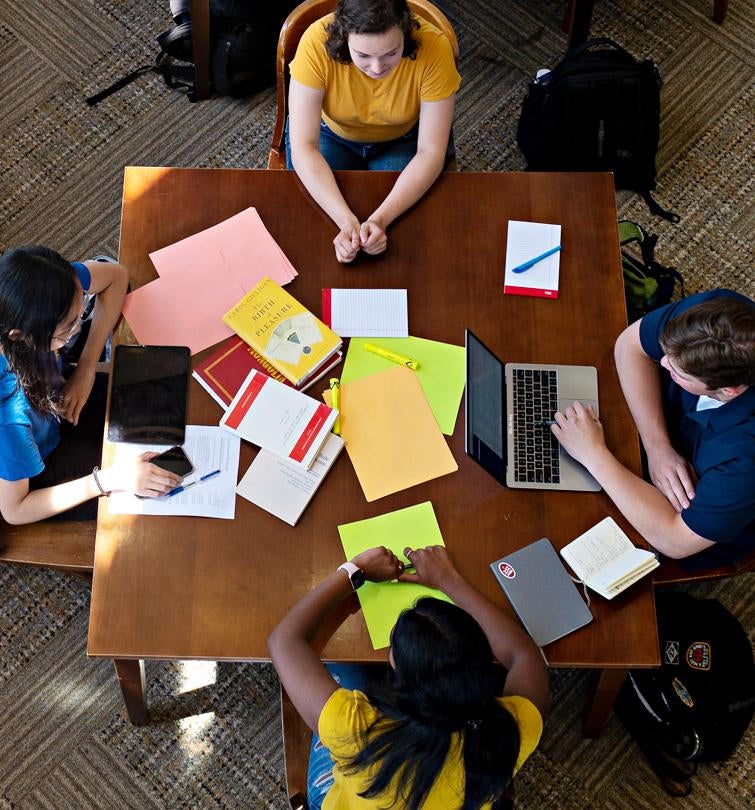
[123,251,243,354]
[149,207,297,290]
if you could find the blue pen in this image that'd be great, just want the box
[512,245,562,273]
[167,468,222,497]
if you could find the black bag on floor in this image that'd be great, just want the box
[517,38,679,222]
[615,592,755,796]
[86,0,288,105]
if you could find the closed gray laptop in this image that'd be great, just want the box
[490,538,593,647]
[465,328,601,491]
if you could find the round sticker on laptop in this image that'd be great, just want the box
[498,562,516,579]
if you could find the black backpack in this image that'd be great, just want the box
[86,1,283,105]
[517,38,679,223]
[615,592,755,796]
[618,219,685,322]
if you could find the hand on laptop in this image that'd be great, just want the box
[551,401,606,468]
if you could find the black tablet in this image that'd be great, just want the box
[108,344,190,444]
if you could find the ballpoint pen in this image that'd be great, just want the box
[329,378,341,436]
[167,468,222,497]
[364,342,420,371]
[511,245,562,274]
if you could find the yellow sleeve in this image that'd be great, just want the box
[318,689,380,764]
[289,17,331,91]
[418,30,461,102]
[500,696,544,773]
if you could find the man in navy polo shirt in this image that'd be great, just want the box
[551,289,754,567]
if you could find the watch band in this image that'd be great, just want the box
[337,561,365,590]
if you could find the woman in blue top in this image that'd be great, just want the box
[0,245,182,524]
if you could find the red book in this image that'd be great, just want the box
[193,336,342,409]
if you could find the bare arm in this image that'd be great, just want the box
[0,453,182,525]
[552,402,715,559]
[268,546,405,731]
[61,260,129,425]
[366,95,455,237]
[400,545,549,717]
[614,321,696,510]
[288,79,362,263]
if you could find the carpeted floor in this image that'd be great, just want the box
[0,0,753,808]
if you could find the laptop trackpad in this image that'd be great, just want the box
[558,398,598,418]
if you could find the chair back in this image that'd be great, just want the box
[280,684,313,809]
[268,0,459,169]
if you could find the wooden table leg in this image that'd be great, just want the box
[190,0,211,101]
[113,658,147,725]
[563,0,595,49]
[583,668,627,737]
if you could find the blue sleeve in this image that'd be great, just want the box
[638,289,752,362]
[71,261,91,292]
[0,422,45,481]
[681,457,755,544]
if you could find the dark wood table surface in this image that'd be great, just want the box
[88,167,658,729]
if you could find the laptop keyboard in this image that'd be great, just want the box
[512,369,561,484]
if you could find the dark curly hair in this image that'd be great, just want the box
[342,598,521,809]
[0,245,78,415]
[325,0,419,63]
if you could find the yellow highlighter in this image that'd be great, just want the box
[364,343,420,371]
[329,378,341,435]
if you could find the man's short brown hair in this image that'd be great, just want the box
[659,296,755,390]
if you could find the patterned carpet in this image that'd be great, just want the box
[0,0,753,808]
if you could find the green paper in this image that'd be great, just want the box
[338,501,452,650]
[341,337,466,435]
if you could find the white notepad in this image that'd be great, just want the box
[560,517,659,599]
[503,220,561,299]
[322,288,408,337]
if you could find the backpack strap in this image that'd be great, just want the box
[85,53,195,106]
[640,190,681,223]
[565,37,631,58]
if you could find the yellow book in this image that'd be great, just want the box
[223,276,342,386]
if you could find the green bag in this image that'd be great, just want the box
[620,220,685,322]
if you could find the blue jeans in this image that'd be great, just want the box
[285,120,455,171]
[307,663,389,810]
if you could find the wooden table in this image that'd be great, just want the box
[88,167,658,731]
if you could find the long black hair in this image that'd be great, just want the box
[0,245,78,415]
[325,0,420,63]
[344,598,521,809]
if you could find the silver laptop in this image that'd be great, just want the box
[490,538,593,647]
[465,328,601,491]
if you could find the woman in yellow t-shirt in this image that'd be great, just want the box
[287,0,460,264]
[268,545,549,809]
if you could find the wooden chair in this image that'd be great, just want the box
[267,0,460,170]
[0,517,95,577]
[653,547,755,587]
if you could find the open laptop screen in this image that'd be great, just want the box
[465,329,505,483]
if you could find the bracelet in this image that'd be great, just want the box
[92,466,110,497]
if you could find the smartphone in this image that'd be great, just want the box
[151,445,194,477]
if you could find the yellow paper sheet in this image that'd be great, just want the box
[327,365,458,501]
[338,501,452,649]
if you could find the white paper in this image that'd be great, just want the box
[504,221,561,295]
[108,425,241,519]
[328,289,408,337]
[236,433,344,525]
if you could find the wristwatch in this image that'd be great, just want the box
[337,561,366,591]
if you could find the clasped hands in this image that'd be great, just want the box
[333,217,387,263]
[349,544,459,590]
